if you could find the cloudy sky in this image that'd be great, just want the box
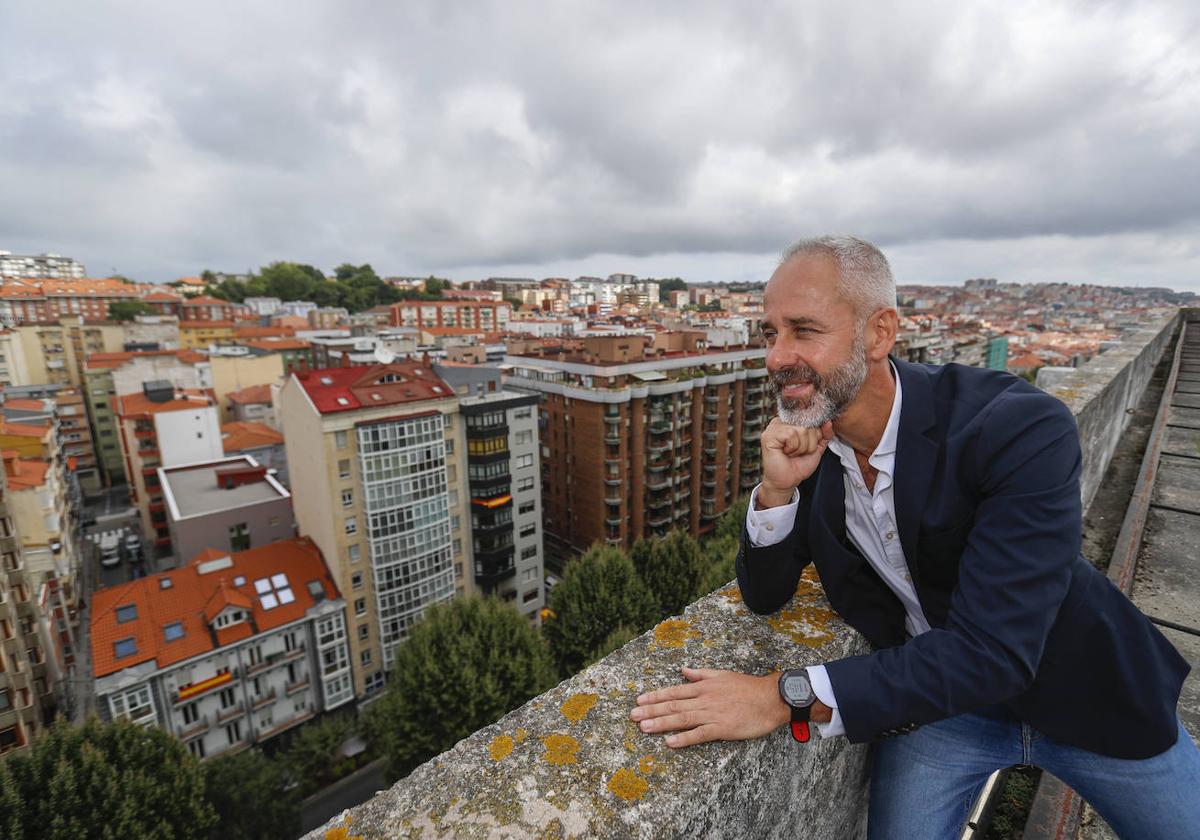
[3,1,1200,289]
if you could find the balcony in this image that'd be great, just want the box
[647,420,672,435]
[603,414,621,425]
[604,490,622,504]
[176,715,210,740]
[465,420,507,438]
[744,398,764,410]
[286,676,310,696]
[605,516,623,527]
[216,702,244,724]
[603,476,624,487]
[603,433,620,445]
[646,440,672,455]
[647,513,671,528]
[645,475,670,491]
[647,494,671,511]
[251,688,277,710]
[246,645,306,677]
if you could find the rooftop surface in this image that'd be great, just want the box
[91,537,338,677]
[160,456,288,519]
[292,361,454,414]
[221,421,284,453]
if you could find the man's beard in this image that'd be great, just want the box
[769,334,869,428]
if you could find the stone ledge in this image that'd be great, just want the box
[307,570,870,839]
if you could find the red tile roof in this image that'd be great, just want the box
[142,290,182,302]
[221,421,284,453]
[180,319,236,329]
[2,398,48,411]
[181,295,234,306]
[84,349,206,372]
[0,420,52,438]
[115,389,215,417]
[292,362,454,414]
[242,337,311,352]
[227,384,273,406]
[91,537,340,677]
[2,452,50,489]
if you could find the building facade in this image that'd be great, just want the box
[91,538,354,760]
[389,300,511,332]
[279,362,475,699]
[0,251,86,280]
[503,334,771,559]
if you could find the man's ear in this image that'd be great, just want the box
[867,308,898,361]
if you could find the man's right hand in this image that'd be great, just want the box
[757,418,834,508]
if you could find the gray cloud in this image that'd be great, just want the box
[2,0,1199,289]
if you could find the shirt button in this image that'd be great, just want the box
[765,523,774,532]
[904,573,911,582]
[886,531,895,541]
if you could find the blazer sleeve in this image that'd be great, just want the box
[736,481,813,615]
[822,389,1083,743]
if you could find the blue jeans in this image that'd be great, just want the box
[868,709,1200,839]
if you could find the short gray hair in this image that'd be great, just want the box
[779,235,896,321]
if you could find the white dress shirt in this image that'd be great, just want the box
[746,364,931,738]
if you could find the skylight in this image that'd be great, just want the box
[163,622,184,642]
[234,576,245,587]
[319,376,333,385]
[336,397,350,406]
[159,577,172,589]
[254,573,294,610]
[116,604,137,623]
[114,637,137,658]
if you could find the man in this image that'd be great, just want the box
[629,236,1199,838]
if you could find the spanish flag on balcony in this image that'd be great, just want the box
[471,495,511,509]
[177,669,233,700]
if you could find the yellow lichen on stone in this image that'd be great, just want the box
[638,754,660,775]
[489,734,514,761]
[767,603,836,648]
[515,727,528,744]
[542,733,580,765]
[624,738,637,752]
[607,767,649,801]
[626,681,637,691]
[719,584,743,604]
[325,814,362,840]
[653,619,699,648]
[560,692,598,724]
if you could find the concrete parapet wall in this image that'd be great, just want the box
[1038,312,1179,511]
[306,571,870,839]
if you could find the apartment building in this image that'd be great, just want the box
[221,422,288,486]
[279,362,475,698]
[159,456,294,564]
[2,385,99,491]
[0,251,86,280]
[503,332,771,557]
[179,296,245,322]
[389,300,511,332]
[83,349,209,485]
[91,538,354,760]
[179,320,236,349]
[434,364,545,623]
[113,384,223,557]
[0,279,141,325]
[0,466,64,759]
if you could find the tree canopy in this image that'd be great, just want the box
[0,717,216,840]
[202,747,299,840]
[630,530,709,617]
[542,545,658,677]
[107,299,155,322]
[364,596,556,782]
[202,261,424,313]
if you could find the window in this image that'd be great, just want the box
[229,522,250,551]
[360,648,372,666]
[445,438,454,454]
[522,589,539,603]
[344,516,357,535]
[515,430,533,445]
[334,431,348,449]
[109,685,154,724]
[358,624,369,641]
[219,688,235,709]
[341,489,353,507]
[348,544,360,563]
[521,545,537,561]
[0,689,9,711]
[114,638,137,659]
[338,459,351,479]
[226,721,241,745]
[515,454,533,469]
[1,726,21,754]
[518,501,535,515]
[116,604,137,623]
[181,703,198,724]
[519,524,536,538]
[364,671,385,695]
[452,538,461,555]
[355,598,366,616]
[163,622,184,642]
[517,476,535,492]
[187,738,206,759]
[351,572,363,590]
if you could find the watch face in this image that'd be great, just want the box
[781,672,814,706]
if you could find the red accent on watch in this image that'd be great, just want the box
[790,720,811,743]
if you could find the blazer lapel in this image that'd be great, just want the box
[892,359,939,587]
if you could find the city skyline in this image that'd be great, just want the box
[4,1,1200,290]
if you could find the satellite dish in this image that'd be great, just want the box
[374,345,395,365]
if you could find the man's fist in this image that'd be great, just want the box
[758,418,834,508]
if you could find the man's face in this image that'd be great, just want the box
[761,254,868,428]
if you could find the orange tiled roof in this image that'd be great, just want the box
[234,325,296,339]
[85,348,206,371]
[1007,352,1045,370]
[142,290,182,302]
[0,419,52,438]
[226,384,273,405]
[241,337,310,351]
[115,389,215,417]
[293,361,454,414]
[2,452,50,489]
[181,295,233,307]
[2,398,48,411]
[180,319,237,329]
[91,537,341,677]
[221,421,283,453]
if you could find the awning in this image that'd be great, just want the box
[631,371,668,382]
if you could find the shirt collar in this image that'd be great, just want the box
[828,359,903,467]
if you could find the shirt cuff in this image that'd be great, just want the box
[806,664,846,739]
[745,484,800,547]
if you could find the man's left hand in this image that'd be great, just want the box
[630,666,794,748]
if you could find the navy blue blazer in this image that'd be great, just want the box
[736,359,1189,759]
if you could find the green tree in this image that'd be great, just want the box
[107,299,155,321]
[259,261,322,302]
[2,717,216,839]
[700,534,739,594]
[283,711,356,798]
[657,277,687,302]
[630,530,708,618]
[543,545,658,677]
[423,276,447,296]
[364,596,556,782]
[586,624,638,667]
[203,747,299,840]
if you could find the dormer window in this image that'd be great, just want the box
[378,373,401,384]
[213,610,245,630]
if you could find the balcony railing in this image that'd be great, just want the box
[176,715,209,740]
[216,701,244,724]
[251,688,277,710]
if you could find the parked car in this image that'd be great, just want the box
[99,533,121,568]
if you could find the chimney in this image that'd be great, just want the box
[143,380,174,403]
[215,465,268,489]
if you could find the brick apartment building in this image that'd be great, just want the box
[503,332,772,559]
[389,300,511,332]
